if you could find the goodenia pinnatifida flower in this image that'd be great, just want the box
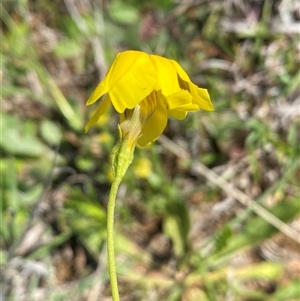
[85,50,213,147]
[85,50,214,301]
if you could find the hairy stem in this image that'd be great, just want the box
[107,177,121,301]
[107,135,135,301]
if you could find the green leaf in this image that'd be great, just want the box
[54,39,83,59]
[209,198,300,264]
[271,279,300,301]
[40,120,62,145]
[0,158,17,208]
[236,262,283,280]
[164,215,185,257]
[243,199,300,241]
[0,113,44,156]
[214,226,232,252]
[108,1,139,25]
[75,157,94,171]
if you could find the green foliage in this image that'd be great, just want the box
[108,1,139,25]
[62,190,107,255]
[213,225,233,253]
[272,279,300,301]
[0,113,45,156]
[40,120,63,146]
[1,0,299,300]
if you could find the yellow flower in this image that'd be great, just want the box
[134,158,153,179]
[85,50,213,147]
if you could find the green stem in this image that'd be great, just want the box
[107,136,135,301]
[107,177,121,301]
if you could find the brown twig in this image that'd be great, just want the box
[158,134,300,244]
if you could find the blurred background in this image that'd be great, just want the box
[1,0,300,300]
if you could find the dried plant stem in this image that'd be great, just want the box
[191,161,300,243]
[159,135,300,244]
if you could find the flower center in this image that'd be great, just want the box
[119,91,158,148]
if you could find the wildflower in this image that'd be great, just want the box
[85,50,213,147]
[85,50,214,301]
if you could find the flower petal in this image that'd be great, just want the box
[86,81,108,106]
[90,51,157,113]
[166,90,196,110]
[168,110,187,120]
[170,60,214,111]
[84,95,111,132]
[137,92,168,147]
[188,82,214,111]
[150,55,180,96]
[170,59,192,82]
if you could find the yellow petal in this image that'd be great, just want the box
[84,95,111,132]
[150,55,180,95]
[165,90,195,110]
[170,59,191,82]
[86,81,108,106]
[138,90,157,124]
[137,92,168,147]
[189,83,214,111]
[168,110,187,120]
[89,51,157,113]
[119,91,158,147]
[170,60,214,111]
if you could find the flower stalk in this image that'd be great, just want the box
[107,134,135,301]
[85,50,214,300]
[106,177,121,301]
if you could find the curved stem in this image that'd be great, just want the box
[107,177,121,301]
